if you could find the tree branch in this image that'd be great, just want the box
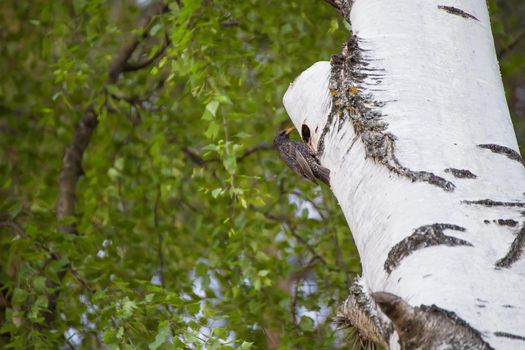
[108,1,168,83]
[497,29,525,60]
[182,142,273,167]
[122,32,170,73]
[56,108,98,234]
[237,142,273,161]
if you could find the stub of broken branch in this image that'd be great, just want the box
[372,292,494,349]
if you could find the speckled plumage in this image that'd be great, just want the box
[273,128,330,185]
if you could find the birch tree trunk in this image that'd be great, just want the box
[283,0,525,348]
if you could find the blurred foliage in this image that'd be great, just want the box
[491,0,525,138]
[0,0,523,349]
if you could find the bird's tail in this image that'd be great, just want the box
[316,166,330,186]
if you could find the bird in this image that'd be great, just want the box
[273,127,330,185]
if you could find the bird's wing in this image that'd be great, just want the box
[294,148,317,183]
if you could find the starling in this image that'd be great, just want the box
[273,127,330,185]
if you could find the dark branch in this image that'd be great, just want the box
[237,142,273,161]
[498,30,525,60]
[108,1,169,82]
[122,32,170,73]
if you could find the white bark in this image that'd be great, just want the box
[283,0,525,348]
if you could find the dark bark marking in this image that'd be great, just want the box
[494,219,518,227]
[476,304,486,308]
[494,331,525,341]
[501,305,514,308]
[438,5,479,21]
[384,223,471,274]
[462,199,525,208]
[444,168,477,179]
[484,220,490,224]
[373,292,494,350]
[318,36,455,192]
[478,144,523,163]
[323,0,353,22]
[495,223,525,268]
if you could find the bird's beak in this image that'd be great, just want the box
[285,127,294,135]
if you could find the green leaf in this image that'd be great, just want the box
[211,188,223,199]
[118,297,137,320]
[205,100,220,117]
[223,155,237,175]
[149,23,162,36]
[299,316,315,332]
[7,202,23,218]
[32,276,47,293]
[149,325,170,350]
[11,288,27,306]
[239,341,253,350]
[257,270,270,277]
[204,122,220,140]
[328,19,339,34]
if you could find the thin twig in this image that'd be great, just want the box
[498,30,525,60]
[182,142,273,167]
[153,184,165,288]
[291,278,299,324]
[108,2,168,82]
[123,31,170,72]
[237,142,273,161]
[286,224,329,267]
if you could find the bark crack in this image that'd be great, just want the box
[384,223,471,274]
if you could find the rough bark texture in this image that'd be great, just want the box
[373,292,493,350]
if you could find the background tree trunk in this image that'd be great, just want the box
[284,0,525,348]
